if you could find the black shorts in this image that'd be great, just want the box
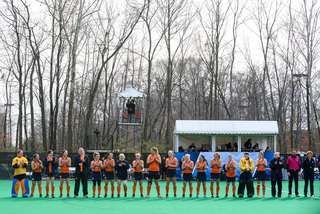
[45,172,55,177]
[117,176,127,181]
[32,172,42,181]
[226,176,236,183]
[256,171,266,181]
[92,171,102,181]
[104,171,115,180]
[183,173,193,181]
[148,171,160,180]
[166,169,177,178]
[59,173,70,179]
[14,174,27,181]
[210,173,220,180]
[134,172,143,180]
[197,172,207,181]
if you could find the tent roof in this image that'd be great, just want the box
[118,88,145,98]
[174,120,278,135]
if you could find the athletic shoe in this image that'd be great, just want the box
[305,195,307,197]
[216,195,219,198]
[67,195,70,198]
[111,194,114,198]
[74,195,78,198]
[263,194,266,198]
[256,194,260,198]
[239,194,243,198]
[211,195,214,198]
[158,194,162,198]
[84,195,88,198]
[92,195,95,198]
[45,194,49,198]
[104,195,107,198]
[39,194,43,198]
[117,194,120,198]
[296,194,300,197]
[166,194,169,198]
[233,195,236,198]
[132,194,135,198]
[145,194,150,198]
[174,194,177,198]
[204,194,207,198]
[29,195,34,198]
[189,194,192,198]
[182,194,185,198]
[98,195,101,198]
[225,194,228,198]
[311,195,315,198]
[196,194,199,198]
[278,195,281,198]
[288,194,291,197]
[141,194,144,198]
[124,194,127,198]
[59,194,63,198]
[52,195,55,198]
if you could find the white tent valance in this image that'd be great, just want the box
[118,88,145,98]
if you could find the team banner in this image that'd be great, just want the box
[175,152,274,180]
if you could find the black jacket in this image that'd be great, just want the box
[74,154,90,175]
[115,160,130,178]
[270,158,285,178]
[126,101,135,114]
[302,158,315,175]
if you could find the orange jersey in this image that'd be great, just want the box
[92,161,101,172]
[183,161,193,174]
[167,158,176,170]
[133,160,143,172]
[148,154,160,172]
[226,161,236,177]
[211,159,221,173]
[197,161,206,172]
[104,159,114,172]
[32,161,41,173]
[257,159,266,171]
[60,157,70,173]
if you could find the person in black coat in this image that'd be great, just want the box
[74,147,90,197]
[126,99,135,123]
[303,151,315,197]
[115,154,130,197]
[270,152,285,197]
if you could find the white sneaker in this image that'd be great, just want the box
[256,194,260,198]
[263,194,266,198]
[311,195,315,198]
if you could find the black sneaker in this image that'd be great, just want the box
[216,195,219,198]
[141,194,144,198]
[39,194,43,198]
[111,194,114,198]
[67,194,70,198]
[211,195,214,198]
[104,195,107,198]
[124,194,127,198]
[278,195,281,198]
[239,194,243,198]
[92,195,95,198]
[117,194,120,198]
[52,195,55,198]
[174,194,177,198]
[166,194,169,198]
[233,195,236,198]
[225,195,228,198]
[182,194,185,198]
[132,194,135,198]
[59,194,63,198]
[45,195,49,198]
[189,194,192,198]
[29,195,34,198]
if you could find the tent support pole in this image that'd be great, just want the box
[238,136,241,152]
[273,135,277,152]
[212,135,216,152]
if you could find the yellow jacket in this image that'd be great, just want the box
[239,158,254,174]
[12,156,28,176]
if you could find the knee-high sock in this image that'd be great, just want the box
[117,186,121,195]
[173,186,177,195]
[46,185,49,195]
[183,187,186,195]
[257,184,260,195]
[166,185,169,194]
[38,186,42,195]
[51,185,55,195]
[111,185,115,195]
[31,186,35,195]
[210,186,214,195]
[216,187,220,195]
[140,186,143,195]
[147,184,151,195]
[21,179,26,195]
[67,185,70,195]
[232,186,236,195]
[156,185,161,195]
[133,186,136,195]
[93,186,96,195]
[262,184,266,194]
[104,186,108,195]
[196,187,200,195]
[203,186,207,195]
[59,185,63,195]
[226,186,229,195]
[124,185,127,194]
[189,186,193,195]
[98,186,101,195]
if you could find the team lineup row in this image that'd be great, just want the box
[11,147,316,198]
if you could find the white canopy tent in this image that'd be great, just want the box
[118,88,145,98]
[173,120,279,152]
